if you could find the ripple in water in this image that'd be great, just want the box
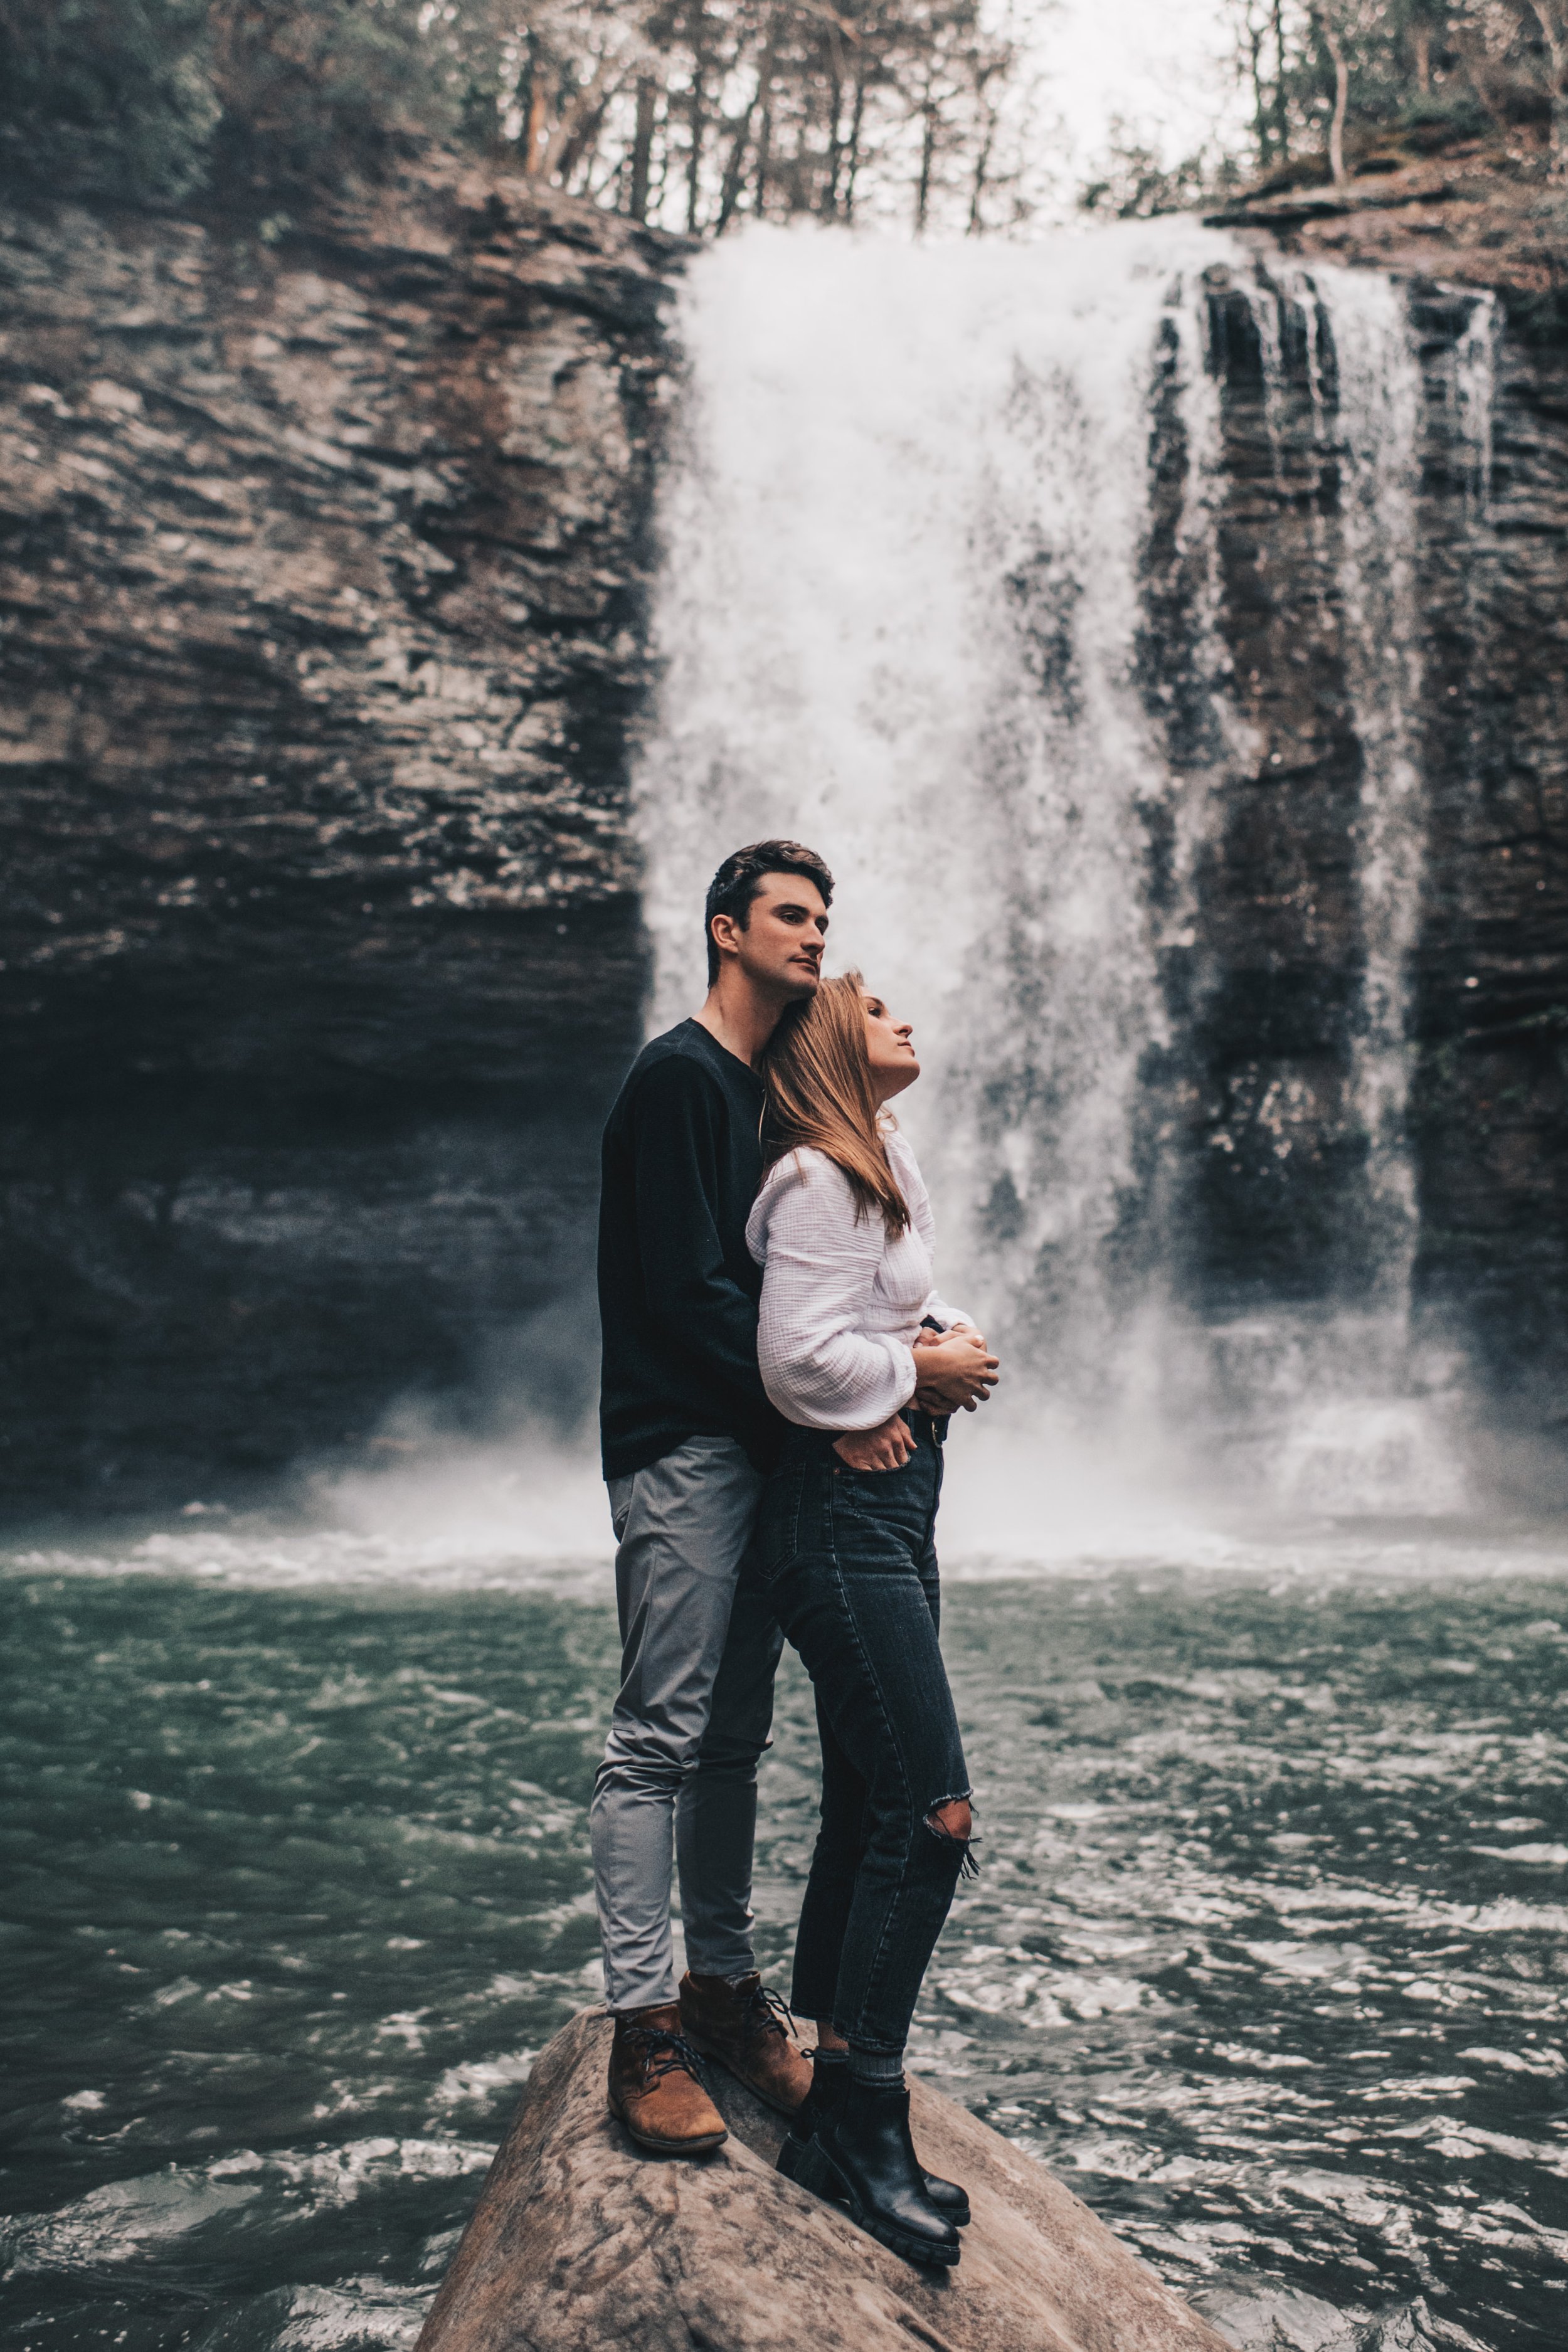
[5,1511,1568,2351]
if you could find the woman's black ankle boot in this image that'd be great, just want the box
[805,2077,961,2268]
[778,2057,970,2226]
[776,2065,834,2189]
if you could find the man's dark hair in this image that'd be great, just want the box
[704,840,834,985]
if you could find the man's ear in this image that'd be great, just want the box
[709,913,739,961]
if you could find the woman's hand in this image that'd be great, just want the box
[833,1412,918,1473]
[911,1325,999,1414]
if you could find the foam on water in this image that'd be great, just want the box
[0,2143,492,2275]
[9,1477,1568,1599]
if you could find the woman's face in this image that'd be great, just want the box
[862,989,919,1103]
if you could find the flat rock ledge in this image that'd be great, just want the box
[415,2008,1232,2352]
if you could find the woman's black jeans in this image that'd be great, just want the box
[748,1412,972,2056]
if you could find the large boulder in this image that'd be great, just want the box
[415,2008,1232,2352]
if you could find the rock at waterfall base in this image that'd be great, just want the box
[415,2008,1231,2352]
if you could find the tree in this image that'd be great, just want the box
[1515,0,1568,174]
[1079,119,1236,218]
[0,0,1046,232]
[0,0,218,198]
[1221,0,1564,184]
[1311,1,1352,182]
[206,0,452,193]
[1229,0,1298,164]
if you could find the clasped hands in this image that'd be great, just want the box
[830,1326,1000,1473]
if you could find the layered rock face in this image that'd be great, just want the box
[1182,181,1568,1433]
[0,166,682,1510]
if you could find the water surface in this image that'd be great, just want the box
[5,1518,1568,2350]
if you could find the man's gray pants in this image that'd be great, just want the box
[590,1435,785,2015]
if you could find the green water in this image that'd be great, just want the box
[6,1537,1568,2350]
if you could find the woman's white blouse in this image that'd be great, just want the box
[745,1128,972,1432]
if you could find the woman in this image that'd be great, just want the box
[744,973,999,2269]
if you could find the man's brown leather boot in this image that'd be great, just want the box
[607,2005,728,2155]
[679,1971,813,2114]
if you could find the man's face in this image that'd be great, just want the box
[715,872,829,997]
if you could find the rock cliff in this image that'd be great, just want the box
[0,162,683,1510]
[1200,149,1568,1436]
[1209,130,1568,332]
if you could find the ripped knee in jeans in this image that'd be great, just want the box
[924,1793,979,1878]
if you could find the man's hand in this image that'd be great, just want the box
[911,1326,999,1414]
[834,1412,918,1473]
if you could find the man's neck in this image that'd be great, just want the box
[691,978,788,1070]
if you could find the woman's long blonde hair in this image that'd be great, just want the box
[761,971,909,1236]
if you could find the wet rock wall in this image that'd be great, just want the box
[0,166,681,1511]
[1202,266,1565,1419]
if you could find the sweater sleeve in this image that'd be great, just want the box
[630,1057,771,1414]
[751,1154,918,1431]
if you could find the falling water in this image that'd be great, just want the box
[1229,263,1439,1510]
[635,220,1483,1518]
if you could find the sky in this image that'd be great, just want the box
[1028,0,1248,181]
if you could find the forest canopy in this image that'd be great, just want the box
[1224,1,1568,187]
[0,0,1564,230]
[0,0,1044,231]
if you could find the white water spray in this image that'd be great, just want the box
[637,220,1476,1522]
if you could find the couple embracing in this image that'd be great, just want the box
[592,840,999,2270]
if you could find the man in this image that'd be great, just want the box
[591,840,834,2153]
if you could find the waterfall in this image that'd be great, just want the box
[634,220,1482,1523]
[1217,263,1437,1509]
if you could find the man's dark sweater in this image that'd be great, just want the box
[598,1019,785,1481]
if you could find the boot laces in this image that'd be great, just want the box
[742,1982,795,2043]
[621,2023,707,2087]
